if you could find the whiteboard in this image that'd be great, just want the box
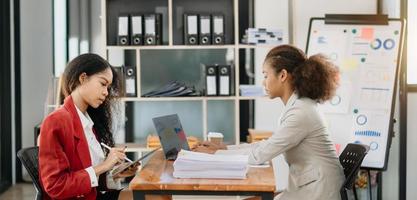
[306,18,404,170]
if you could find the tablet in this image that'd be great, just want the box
[111,147,161,176]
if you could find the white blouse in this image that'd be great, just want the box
[75,105,121,190]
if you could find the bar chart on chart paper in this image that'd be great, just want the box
[359,87,390,109]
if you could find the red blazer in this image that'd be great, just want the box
[39,96,97,200]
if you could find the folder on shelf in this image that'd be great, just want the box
[123,65,137,97]
[205,65,218,96]
[144,14,162,45]
[218,65,231,96]
[117,15,129,45]
[212,14,225,45]
[130,15,143,45]
[142,81,197,97]
[199,14,211,45]
[184,14,199,45]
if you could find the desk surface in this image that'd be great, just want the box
[129,151,276,192]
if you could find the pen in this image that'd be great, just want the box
[100,142,133,163]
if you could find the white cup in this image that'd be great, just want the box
[208,132,224,145]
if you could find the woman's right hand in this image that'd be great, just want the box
[102,147,126,170]
[94,147,126,176]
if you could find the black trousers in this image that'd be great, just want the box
[96,190,121,200]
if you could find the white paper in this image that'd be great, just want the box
[118,16,128,35]
[125,78,135,94]
[173,150,248,179]
[206,76,216,95]
[131,16,142,34]
[219,76,230,95]
[187,15,198,34]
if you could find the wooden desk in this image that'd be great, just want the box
[129,151,276,200]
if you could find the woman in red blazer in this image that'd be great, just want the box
[39,54,137,200]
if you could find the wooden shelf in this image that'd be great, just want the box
[120,96,268,101]
[107,45,236,50]
[121,96,238,102]
[238,96,268,100]
[107,45,280,50]
[238,44,278,49]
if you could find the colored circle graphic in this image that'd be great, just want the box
[383,38,395,50]
[361,57,366,63]
[370,38,382,50]
[330,95,341,105]
[370,141,379,150]
[352,29,357,34]
[356,114,368,125]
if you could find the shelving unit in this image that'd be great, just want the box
[101,0,273,146]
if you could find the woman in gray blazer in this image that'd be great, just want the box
[194,45,345,200]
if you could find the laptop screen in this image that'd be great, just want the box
[152,114,190,160]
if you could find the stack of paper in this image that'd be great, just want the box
[173,150,249,179]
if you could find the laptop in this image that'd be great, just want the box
[152,114,190,160]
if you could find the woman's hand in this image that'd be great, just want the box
[103,147,126,169]
[94,147,126,176]
[113,163,140,179]
[191,141,227,154]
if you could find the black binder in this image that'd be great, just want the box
[205,65,218,96]
[144,14,162,45]
[199,15,212,45]
[212,14,225,45]
[130,15,143,45]
[117,15,129,45]
[184,14,199,45]
[218,65,231,96]
[124,65,137,97]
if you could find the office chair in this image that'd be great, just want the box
[17,146,42,200]
[339,143,369,200]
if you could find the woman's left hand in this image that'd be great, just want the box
[113,163,139,179]
[192,145,217,154]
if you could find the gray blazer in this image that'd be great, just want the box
[224,93,345,200]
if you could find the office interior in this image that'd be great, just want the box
[1,0,416,199]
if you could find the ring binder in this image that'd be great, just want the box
[184,14,199,45]
[212,14,225,45]
[124,65,137,97]
[199,15,211,45]
[131,15,143,45]
[144,14,162,45]
[205,65,218,96]
[117,15,129,45]
[218,65,231,96]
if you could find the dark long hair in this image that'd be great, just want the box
[264,45,339,103]
[62,53,121,147]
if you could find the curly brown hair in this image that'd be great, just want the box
[62,53,121,148]
[265,45,339,103]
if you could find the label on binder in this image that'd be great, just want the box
[126,79,136,94]
[206,76,217,95]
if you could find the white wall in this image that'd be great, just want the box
[407,93,417,199]
[20,0,53,178]
[292,0,377,49]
